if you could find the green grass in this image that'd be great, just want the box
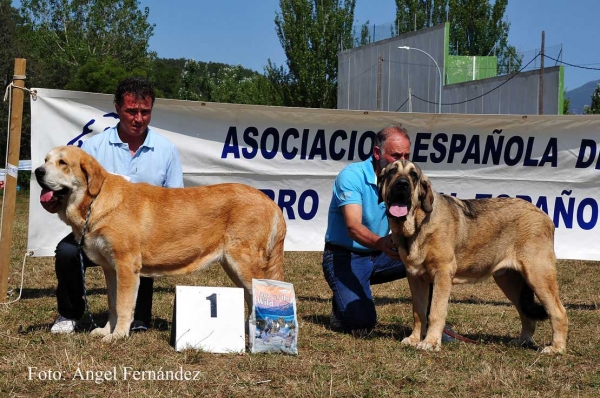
[1,192,600,397]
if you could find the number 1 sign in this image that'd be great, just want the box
[172,286,245,353]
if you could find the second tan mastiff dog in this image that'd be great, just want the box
[35,146,286,342]
[377,160,567,354]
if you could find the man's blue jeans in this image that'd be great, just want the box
[322,244,407,331]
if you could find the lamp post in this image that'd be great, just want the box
[398,46,442,113]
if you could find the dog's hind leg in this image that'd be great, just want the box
[493,269,537,347]
[222,218,285,313]
[221,250,256,312]
[263,210,286,282]
[521,260,568,354]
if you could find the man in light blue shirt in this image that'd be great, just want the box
[81,125,182,188]
[322,124,409,333]
[323,124,464,343]
[325,156,390,252]
[44,77,183,334]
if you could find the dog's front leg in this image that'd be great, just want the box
[101,262,140,343]
[401,275,430,348]
[90,267,117,338]
[418,269,453,352]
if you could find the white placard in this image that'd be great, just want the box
[173,286,245,353]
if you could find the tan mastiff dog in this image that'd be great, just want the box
[35,145,286,342]
[377,159,567,354]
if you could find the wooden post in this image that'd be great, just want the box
[0,58,26,301]
[539,31,545,115]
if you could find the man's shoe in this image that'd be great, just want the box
[50,316,77,334]
[130,320,148,332]
[330,309,344,331]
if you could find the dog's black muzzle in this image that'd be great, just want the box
[385,177,412,219]
[389,177,412,204]
[34,166,47,187]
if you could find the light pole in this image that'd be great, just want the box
[398,46,442,113]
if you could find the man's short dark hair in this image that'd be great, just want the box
[114,77,156,107]
[375,124,411,148]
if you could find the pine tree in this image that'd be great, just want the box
[583,84,600,115]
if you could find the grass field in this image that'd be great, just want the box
[1,192,600,397]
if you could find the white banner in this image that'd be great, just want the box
[29,88,600,260]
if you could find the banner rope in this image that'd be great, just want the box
[0,252,31,305]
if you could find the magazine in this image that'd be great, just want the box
[248,279,298,355]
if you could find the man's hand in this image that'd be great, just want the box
[376,234,401,260]
[343,204,401,259]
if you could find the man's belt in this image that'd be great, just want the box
[324,242,381,256]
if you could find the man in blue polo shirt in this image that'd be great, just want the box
[323,124,409,332]
[323,124,460,342]
[42,77,183,334]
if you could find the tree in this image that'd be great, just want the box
[65,58,139,94]
[179,60,218,102]
[357,21,371,46]
[267,0,357,108]
[0,0,31,166]
[19,0,155,89]
[563,92,571,115]
[178,60,277,105]
[393,0,520,74]
[151,58,187,99]
[583,84,600,115]
[0,0,23,90]
[394,0,446,34]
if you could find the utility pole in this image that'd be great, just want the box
[0,59,26,301]
[376,54,382,111]
[539,31,545,115]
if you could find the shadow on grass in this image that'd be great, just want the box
[301,309,543,352]
[17,314,172,335]
[298,295,523,308]
[300,314,413,340]
[19,286,175,300]
[298,295,414,305]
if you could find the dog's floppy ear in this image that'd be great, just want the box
[80,152,106,196]
[377,167,388,205]
[419,174,434,213]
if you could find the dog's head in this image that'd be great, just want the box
[35,146,106,214]
[377,160,433,235]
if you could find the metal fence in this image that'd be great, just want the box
[352,20,563,77]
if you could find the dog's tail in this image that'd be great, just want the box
[519,283,549,321]
[264,209,286,281]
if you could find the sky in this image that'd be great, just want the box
[12,0,600,91]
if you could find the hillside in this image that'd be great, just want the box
[565,79,600,114]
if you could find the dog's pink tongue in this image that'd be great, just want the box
[40,188,54,203]
[389,204,408,217]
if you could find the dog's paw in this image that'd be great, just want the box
[90,326,110,337]
[401,336,419,347]
[101,332,128,343]
[541,345,565,355]
[416,340,441,352]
